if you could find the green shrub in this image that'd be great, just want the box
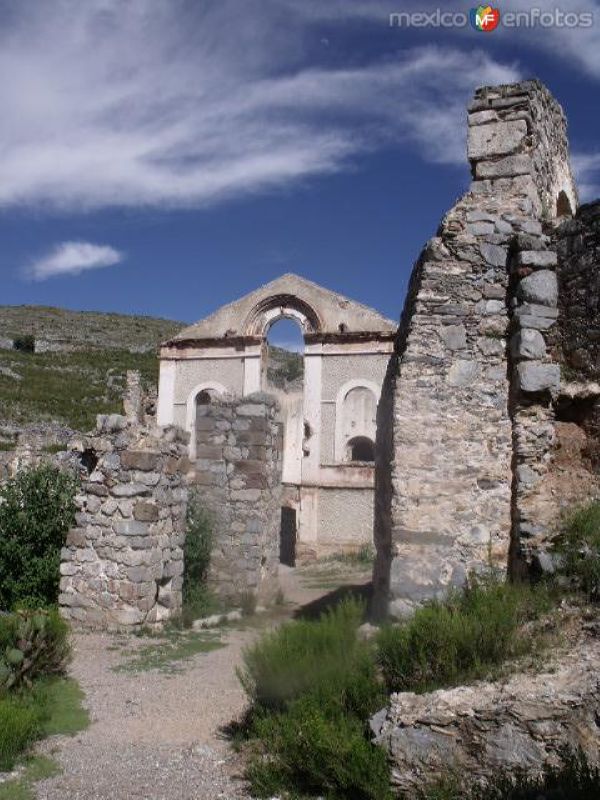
[239,597,383,717]
[12,336,35,354]
[248,695,392,800]
[478,749,600,799]
[555,501,600,601]
[239,598,390,799]
[0,464,78,609]
[181,493,214,626]
[377,576,552,694]
[0,677,88,773]
[0,609,70,693]
[416,749,600,799]
[0,694,44,771]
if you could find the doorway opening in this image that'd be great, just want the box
[264,317,304,393]
[280,506,297,567]
[264,317,305,488]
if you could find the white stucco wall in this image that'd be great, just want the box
[173,357,244,402]
[317,487,374,551]
[319,352,390,465]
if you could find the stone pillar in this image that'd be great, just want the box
[190,393,283,604]
[123,370,143,423]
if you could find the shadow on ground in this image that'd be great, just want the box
[293,581,373,620]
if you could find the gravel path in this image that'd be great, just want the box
[33,563,371,800]
[36,627,254,800]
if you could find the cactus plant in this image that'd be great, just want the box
[0,609,70,693]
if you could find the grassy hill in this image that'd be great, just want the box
[0,305,181,352]
[0,307,305,435]
[0,306,183,433]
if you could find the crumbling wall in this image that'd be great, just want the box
[375,80,577,616]
[59,416,190,628]
[190,392,282,603]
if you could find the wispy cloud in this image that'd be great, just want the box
[0,1,519,212]
[27,242,124,281]
[289,0,600,82]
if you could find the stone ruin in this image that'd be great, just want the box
[190,393,283,604]
[373,79,599,617]
[58,416,190,628]
[2,80,599,630]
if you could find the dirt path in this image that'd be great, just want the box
[35,562,371,800]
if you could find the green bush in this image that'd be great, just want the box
[12,335,35,354]
[0,464,78,609]
[377,576,552,694]
[248,695,392,800]
[479,749,600,799]
[239,597,383,717]
[0,609,70,693]
[417,749,600,799]
[555,501,600,601]
[0,693,44,770]
[239,599,390,799]
[0,677,88,773]
[181,493,214,626]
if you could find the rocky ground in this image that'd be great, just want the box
[28,559,372,800]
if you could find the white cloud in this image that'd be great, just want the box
[573,152,600,202]
[27,242,124,281]
[0,1,520,211]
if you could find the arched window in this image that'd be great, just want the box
[348,436,375,463]
[196,390,212,406]
[556,190,573,219]
[264,317,304,392]
[185,382,228,460]
[334,380,380,463]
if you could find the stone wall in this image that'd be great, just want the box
[59,416,190,628]
[190,392,282,603]
[374,80,577,617]
[555,201,600,381]
[372,630,600,796]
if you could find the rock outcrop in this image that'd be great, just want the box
[372,633,600,795]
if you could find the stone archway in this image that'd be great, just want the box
[242,293,323,546]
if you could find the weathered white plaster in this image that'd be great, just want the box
[157,360,176,426]
[158,273,396,556]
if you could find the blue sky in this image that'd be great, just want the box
[1,1,599,342]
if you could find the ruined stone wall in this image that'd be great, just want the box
[190,392,282,603]
[375,80,576,616]
[555,202,600,381]
[59,416,189,628]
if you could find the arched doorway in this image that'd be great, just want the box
[186,382,228,460]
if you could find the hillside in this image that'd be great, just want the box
[0,307,304,436]
[0,306,184,435]
[0,305,181,352]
